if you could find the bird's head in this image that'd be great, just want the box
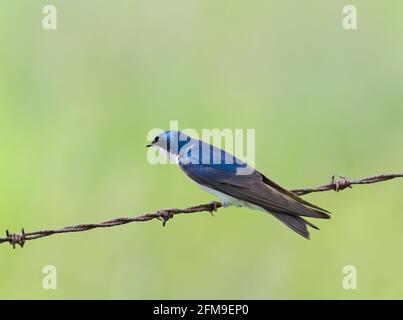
[146,130,192,155]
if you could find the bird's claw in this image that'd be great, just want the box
[331,175,352,192]
[209,201,220,216]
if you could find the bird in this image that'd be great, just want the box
[146,130,330,239]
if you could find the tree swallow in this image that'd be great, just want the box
[147,130,330,239]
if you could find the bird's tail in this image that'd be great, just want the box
[271,212,318,239]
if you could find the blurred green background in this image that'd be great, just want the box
[1,0,402,299]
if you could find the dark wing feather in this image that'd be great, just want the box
[260,174,330,213]
[271,213,318,239]
[180,163,330,219]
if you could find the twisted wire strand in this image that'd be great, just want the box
[1,173,402,249]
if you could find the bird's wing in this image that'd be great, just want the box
[179,162,330,220]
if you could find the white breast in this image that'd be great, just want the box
[198,184,265,212]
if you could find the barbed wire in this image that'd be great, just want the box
[1,172,402,249]
[291,173,403,196]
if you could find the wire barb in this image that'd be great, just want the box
[6,228,26,249]
[331,175,352,192]
[157,210,174,227]
[0,172,401,249]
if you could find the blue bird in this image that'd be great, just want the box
[147,130,330,239]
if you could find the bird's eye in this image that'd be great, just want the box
[153,136,159,143]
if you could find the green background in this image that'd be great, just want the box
[1,1,402,299]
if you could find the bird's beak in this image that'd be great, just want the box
[146,143,153,147]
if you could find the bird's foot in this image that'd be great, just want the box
[331,174,352,192]
[208,201,221,216]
